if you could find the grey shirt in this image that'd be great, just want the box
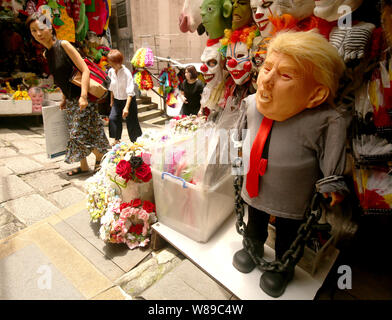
[241,94,350,220]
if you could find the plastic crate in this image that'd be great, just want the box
[152,167,235,243]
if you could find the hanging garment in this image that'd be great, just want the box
[86,0,108,35]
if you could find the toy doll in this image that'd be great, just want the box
[28,87,44,112]
[233,30,349,297]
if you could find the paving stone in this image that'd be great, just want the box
[10,140,44,155]
[4,194,59,226]
[0,147,18,158]
[53,220,125,282]
[0,243,85,299]
[23,171,70,194]
[0,221,26,240]
[64,210,152,272]
[4,156,44,175]
[0,207,15,226]
[0,132,24,142]
[0,166,13,177]
[49,187,86,209]
[116,248,182,297]
[141,259,231,300]
[0,175,34,203]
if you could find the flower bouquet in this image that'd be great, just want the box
[99,198,158,249]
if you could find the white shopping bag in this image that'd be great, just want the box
[42,104,68,158]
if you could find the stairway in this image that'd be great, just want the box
[137,95,168,126]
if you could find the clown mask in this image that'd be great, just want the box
[250,0,279,37]
[226,41,253,85]
[232,0,254,30]
[313,0,363,22]
[278,0,315,21]
[200,44,224,87]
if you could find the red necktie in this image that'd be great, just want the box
[246,116,274,198]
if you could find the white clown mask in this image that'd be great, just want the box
[200,44,224,88]
[226,41,253,85]
[278,0,315,21]
[313,0,363,22]
[250,0,279,38]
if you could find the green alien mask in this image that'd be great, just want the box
[232,0,253,30]
[201,0,233,39]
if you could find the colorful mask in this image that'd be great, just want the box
[201,0,232,39]
[226,41,253,85]
[278,0,314,21]
[200,43,224,87]
[250,0,279,37]
[313,0,363,22]
[232,0,254,30]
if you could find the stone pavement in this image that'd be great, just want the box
[0,116,391,301]
[0,116,236,300]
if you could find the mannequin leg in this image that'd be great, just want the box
[233,205,269,273]
[259,217,304,297]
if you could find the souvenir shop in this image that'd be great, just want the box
[0,0,112,115]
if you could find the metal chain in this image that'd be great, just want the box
[232,156,325,273]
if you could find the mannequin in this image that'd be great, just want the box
[233,31,349,297]
[232,0,254,30]
[200,0,232,39]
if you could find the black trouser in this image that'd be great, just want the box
[246,205,304,260]
[109,97,142,142]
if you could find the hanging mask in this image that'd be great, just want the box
[313,0,363,22]
[250,0,279,37]
[278,0,315,21]
[226,41,253,85]
[200,44,224,87]
[232,0,254,30]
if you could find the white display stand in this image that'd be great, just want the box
[0,99,32,115]
[152,213,339,300]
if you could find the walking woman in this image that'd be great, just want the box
[27,13,110,176]
[107,49,142,145]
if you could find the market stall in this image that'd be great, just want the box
[0,0,111,116]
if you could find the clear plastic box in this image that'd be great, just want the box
[152,167,235,243]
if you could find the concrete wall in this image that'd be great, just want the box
[129,0,208,73]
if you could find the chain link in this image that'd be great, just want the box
[232,155,325,273]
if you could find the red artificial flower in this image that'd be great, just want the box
[142,200,155,213]
[120,202,131,211]
[116,160,132,181]
[129,224,143,235]
[135,163,152,182]
[131,199,142,208]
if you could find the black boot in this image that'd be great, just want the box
[259,265,295,298]
[233,239,264,273]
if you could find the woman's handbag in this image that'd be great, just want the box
[70,58,111,101]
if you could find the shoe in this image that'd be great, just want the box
[259,266,294,298]
[233,240,264,274]
[67,167,90,177]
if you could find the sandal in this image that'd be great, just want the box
[67,167,89,177]
[94,159,102,173]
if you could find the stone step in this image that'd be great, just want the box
[143,116,169,126]
[137,102,158,113]
[136,96,152,105]
[138,109,164,122]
